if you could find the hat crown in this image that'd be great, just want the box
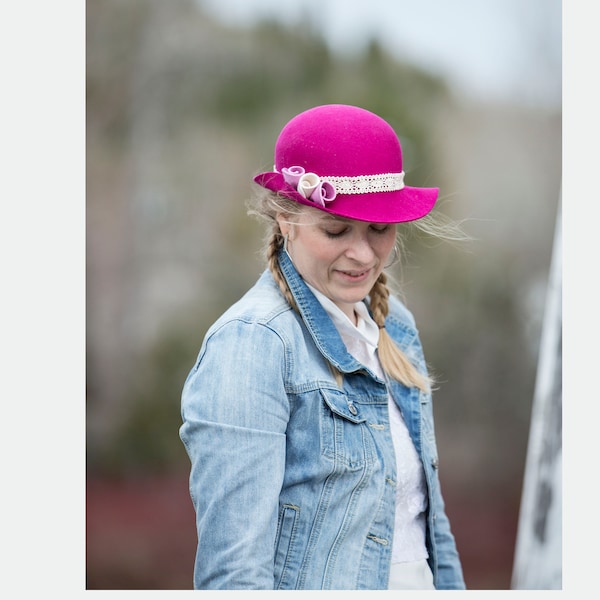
[254,103,438,223]
[274,104,403,178]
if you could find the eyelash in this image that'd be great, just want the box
[324,229,347,239]
[371,226,390,235]
[324,226,389,239]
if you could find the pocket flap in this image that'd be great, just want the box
[320,388,365,424]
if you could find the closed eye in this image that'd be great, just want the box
[323,224,391,238]
[323,228,349,238]
[370,225,391,234]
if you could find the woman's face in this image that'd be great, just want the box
[278,206,397,322]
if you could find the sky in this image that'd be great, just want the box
[199,0,562,108]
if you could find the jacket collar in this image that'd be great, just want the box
[278,248,381,378]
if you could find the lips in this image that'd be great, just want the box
[336,268,372,282]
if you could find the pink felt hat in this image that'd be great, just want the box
[253,104,438,223]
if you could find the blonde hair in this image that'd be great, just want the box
[247,189,447,391]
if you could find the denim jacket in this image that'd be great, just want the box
[180,250,465,590]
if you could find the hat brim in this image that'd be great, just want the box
[253,171,438,224]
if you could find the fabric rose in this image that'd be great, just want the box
[281,166,336,207]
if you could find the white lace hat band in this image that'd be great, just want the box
[324,172,405,195]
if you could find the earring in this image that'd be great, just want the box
[283,231,296,266]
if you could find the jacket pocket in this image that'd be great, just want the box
[319,388,370,469]
[274,503,300,589]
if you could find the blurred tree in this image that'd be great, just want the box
[86,0,559,504]
[87,0,456,474]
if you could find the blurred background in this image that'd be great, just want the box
[86,0,561,590]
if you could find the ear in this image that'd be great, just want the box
[276,212,292,237]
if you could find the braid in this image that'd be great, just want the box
[369,272,390,328]
[267,230,298,312]
[370,273,431,392]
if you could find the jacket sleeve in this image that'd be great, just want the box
[179,318,290,589]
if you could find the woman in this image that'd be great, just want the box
[180,104,466,590]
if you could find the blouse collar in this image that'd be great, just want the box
[305,282,380,351]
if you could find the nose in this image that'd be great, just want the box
[345,231,375,264]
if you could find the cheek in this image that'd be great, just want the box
[378,233,397,257]
[292,235,333,275]
[308,247,337,274]
[302,234,340,264]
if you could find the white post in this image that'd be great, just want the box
[511,193,562,589]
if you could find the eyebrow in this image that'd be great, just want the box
[319,215,388,227]
[320,214,350,223]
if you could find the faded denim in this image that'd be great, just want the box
[180,249,465,590]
